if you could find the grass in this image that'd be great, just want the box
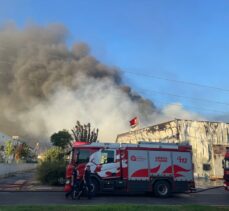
[0,205,229,211]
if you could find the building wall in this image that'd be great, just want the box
[116,119,229,178]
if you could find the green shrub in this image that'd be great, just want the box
[43,147,64,162]
[37,146,68,185]
[37,160,67,185]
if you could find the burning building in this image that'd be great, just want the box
[116,119,229,178]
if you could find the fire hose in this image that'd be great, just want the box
[190,185,224,193]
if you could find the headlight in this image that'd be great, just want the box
[65,179,71,184]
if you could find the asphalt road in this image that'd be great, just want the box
[0,170,228,206]
[0,188,228,206]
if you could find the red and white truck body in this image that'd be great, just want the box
[64,141,195,197]
[223,147,229,190]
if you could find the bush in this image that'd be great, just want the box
[37,160,67,185]
[37,147,67,185]
[43,147,64,162]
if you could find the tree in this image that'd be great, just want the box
[5,141,14,158]
[50,130,73,149]
[0,145,4,163]
[15,142,31,161]
[72,121,99,143]
[20,143,30,158]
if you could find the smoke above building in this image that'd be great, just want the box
[0,23,202,142]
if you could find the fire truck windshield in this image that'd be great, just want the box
[72,148,90,164]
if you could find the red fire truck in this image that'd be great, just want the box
[64,141,195,197]
[223,147,229,190]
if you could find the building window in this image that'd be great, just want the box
[203,163,211,171]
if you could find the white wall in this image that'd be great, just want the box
[0,163,37,177]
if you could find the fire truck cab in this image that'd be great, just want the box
[223,147,229,190]
[64,141,195,197]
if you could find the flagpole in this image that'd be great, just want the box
[137,116,139,130]
[129,116,140,143]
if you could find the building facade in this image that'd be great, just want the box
[116,119,229,178]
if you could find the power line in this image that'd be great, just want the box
[0,44,229,109]
[0,42,228,92]
[139,88,229,106]
[121,70,229,93]
[155,101,227,115]
[0,63,227,116]
[0,57,229,107]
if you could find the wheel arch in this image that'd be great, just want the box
[151,177,173,188]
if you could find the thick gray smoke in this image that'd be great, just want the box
[0,23,160,142]
[0,23,203,143]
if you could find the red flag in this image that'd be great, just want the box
[129,117,138,127]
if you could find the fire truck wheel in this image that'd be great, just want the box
[90,179,99,196]
[153,180,171,198]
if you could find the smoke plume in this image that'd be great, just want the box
[0,23,202,143]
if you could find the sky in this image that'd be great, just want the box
[1,0,229,119]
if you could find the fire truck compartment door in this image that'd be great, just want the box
[172,152,193,181]
[128,150,149,181]
[149,151,172,176]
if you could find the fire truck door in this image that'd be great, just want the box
[128,150,149,180]
[98,149,120,178]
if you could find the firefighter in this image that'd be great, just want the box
[65,166,79,199]
[77,165,92,199]
[84,165,92,199]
